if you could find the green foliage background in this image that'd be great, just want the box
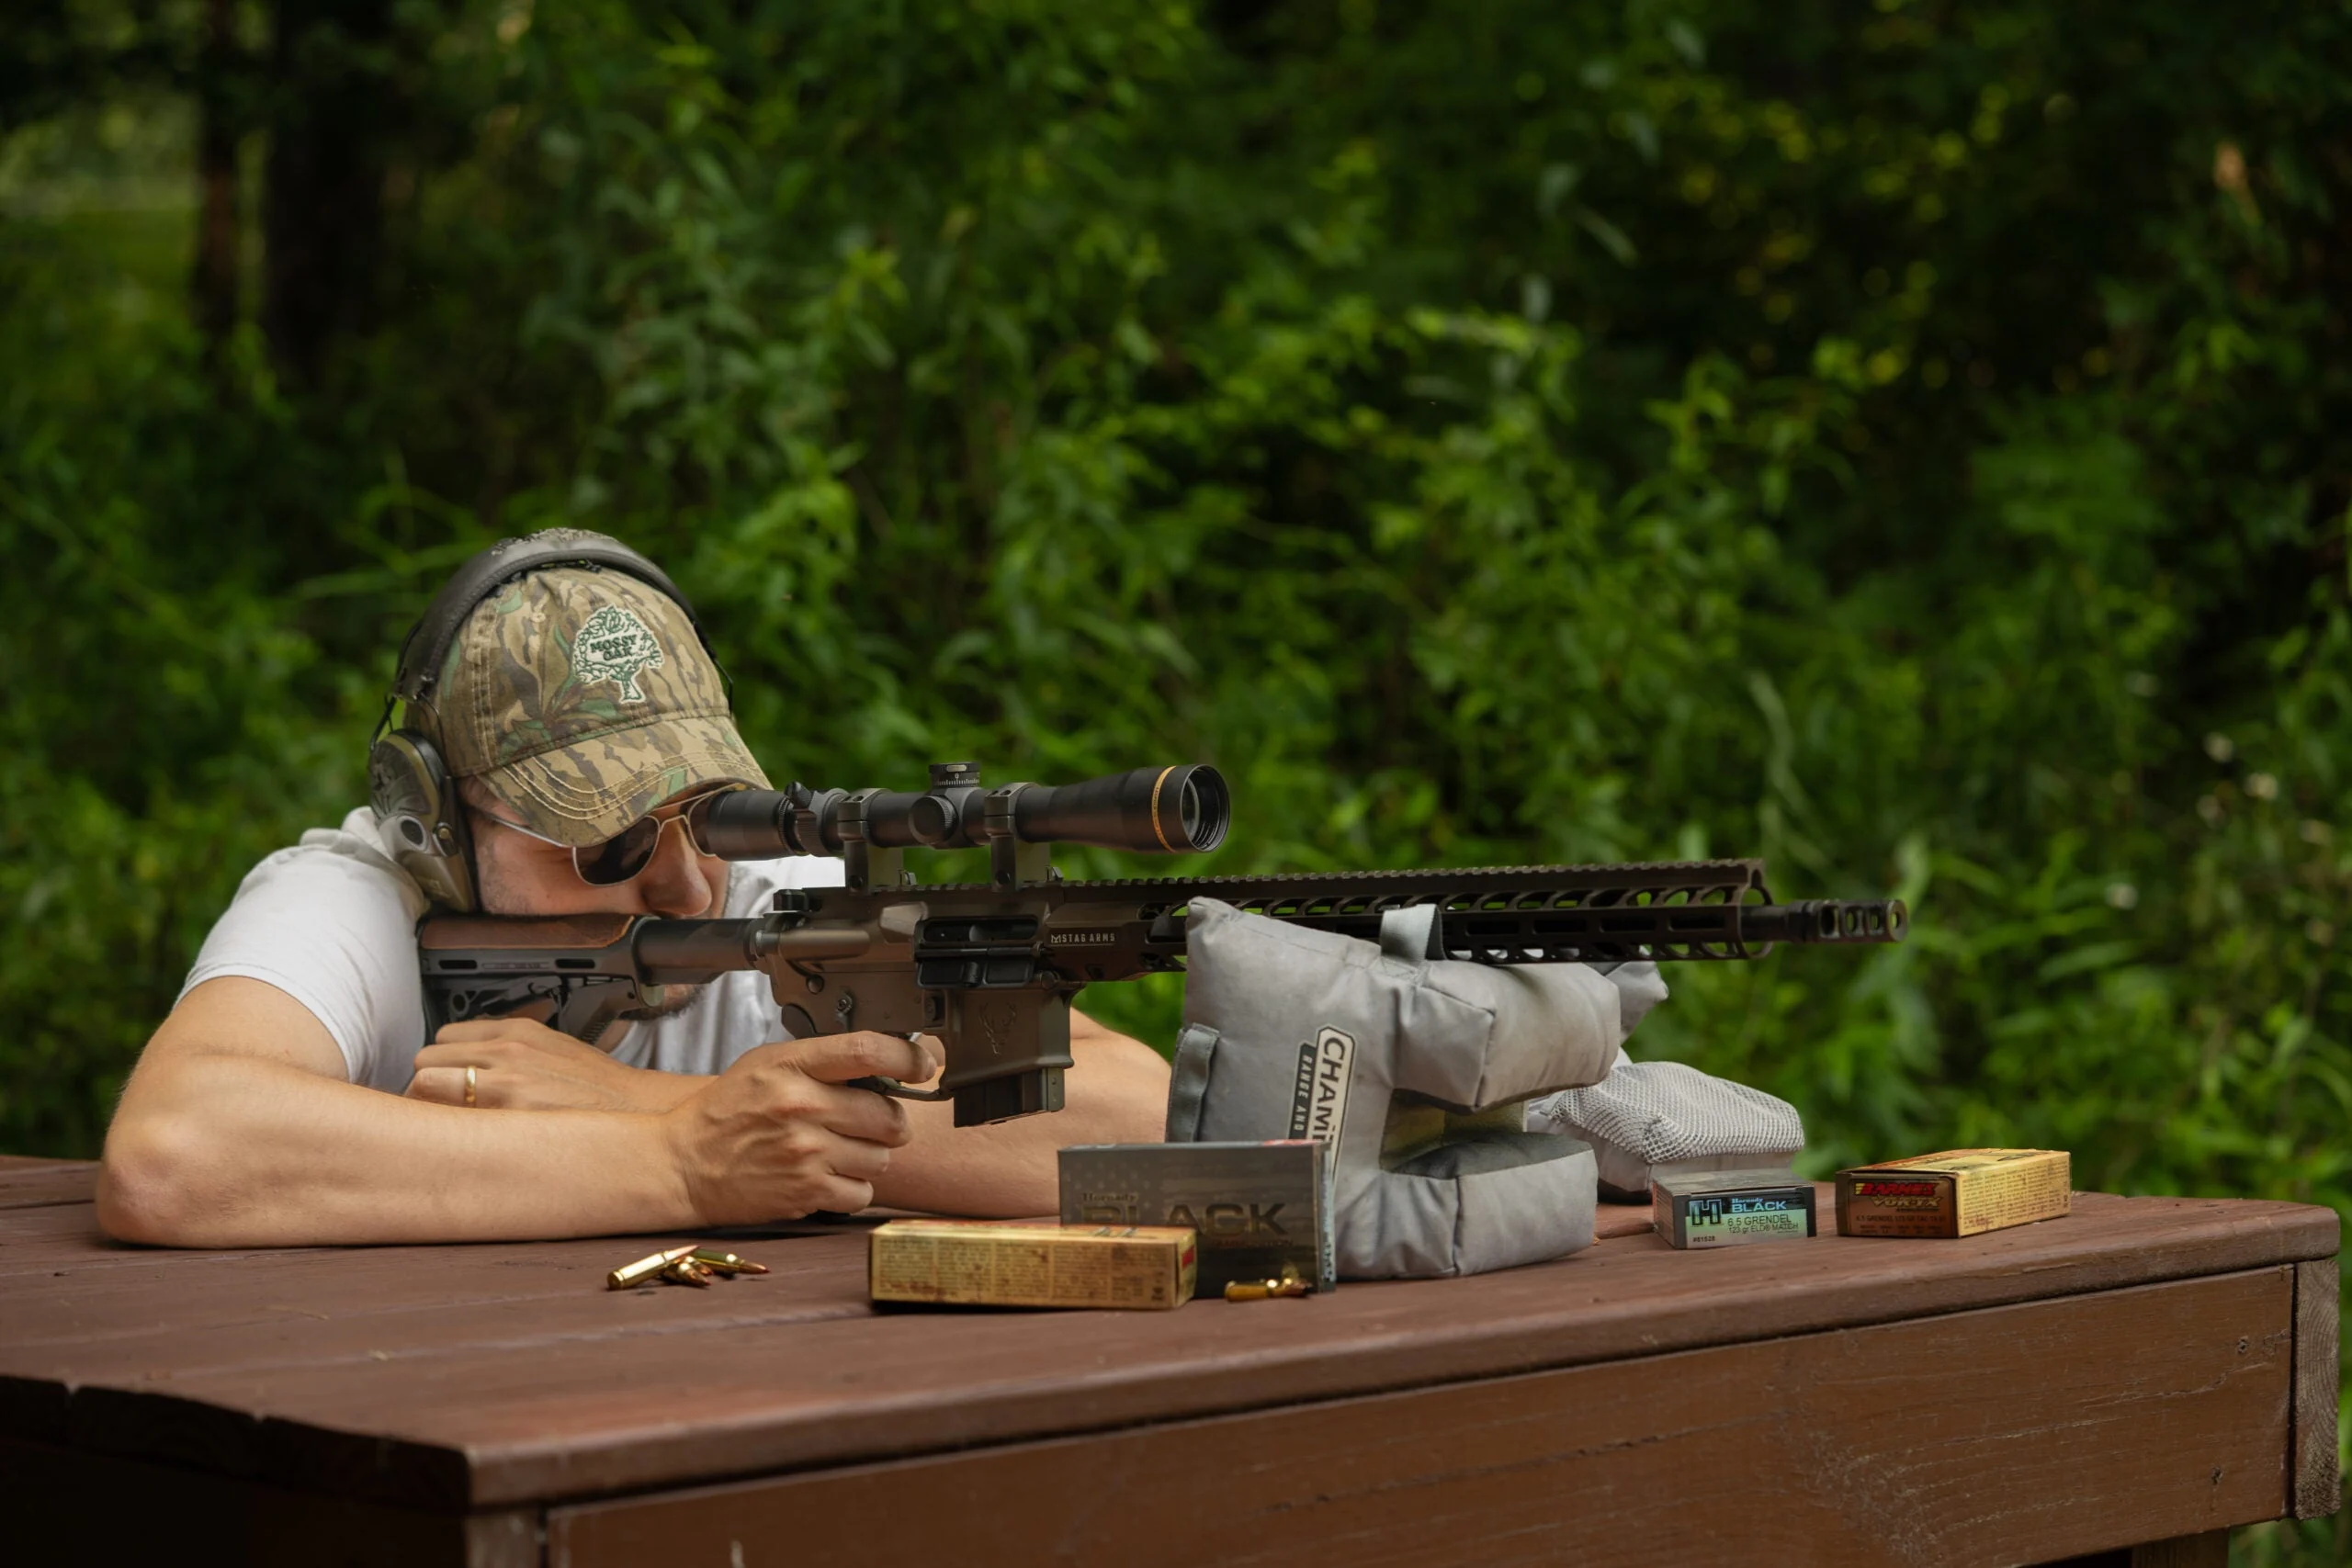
[4,2,2349,1552]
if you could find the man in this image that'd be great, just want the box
[96,533,1170,1247]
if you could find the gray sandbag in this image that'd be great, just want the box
[1524,1053,1805,1198]
[1165,898,1627,1279]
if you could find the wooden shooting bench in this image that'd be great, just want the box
[0,1155,2336,1568]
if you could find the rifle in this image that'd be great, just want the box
[419,763,1908,1126]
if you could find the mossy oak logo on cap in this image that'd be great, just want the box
[571,606,664,703]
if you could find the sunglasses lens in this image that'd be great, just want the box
[572,815,664,886]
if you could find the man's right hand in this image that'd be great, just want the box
[662,1032,942,1224]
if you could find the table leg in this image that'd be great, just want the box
[2131,1530,2231,1567]
[2039,1530,2230,1568]
[0,1436,537,1567]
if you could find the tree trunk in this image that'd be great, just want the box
[260,0,397,387]
[192,0,240,353]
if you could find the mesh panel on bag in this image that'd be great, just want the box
[1526,1059,1803,1165]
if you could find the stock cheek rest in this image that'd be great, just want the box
[1166,897,1634,1279]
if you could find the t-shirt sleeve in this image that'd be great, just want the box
[180,828,430,1091]
[769,855,848,892]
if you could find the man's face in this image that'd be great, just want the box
[467,787,732,920]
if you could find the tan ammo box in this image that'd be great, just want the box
[868,1221,1197,1309]
[1835,1148,2072,1238]
[1059,1140,1335,1292]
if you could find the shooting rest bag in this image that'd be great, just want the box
[1524,1053,1806,1198]
[1166,898,1806,1279]
[1166,898,1624,1279]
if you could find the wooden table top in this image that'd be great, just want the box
[0,1158,2335,1517]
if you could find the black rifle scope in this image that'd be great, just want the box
[696,762,1230,860]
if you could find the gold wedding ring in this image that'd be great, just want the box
[464,1065,478,1108]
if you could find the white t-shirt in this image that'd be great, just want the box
[180,807,847,1092]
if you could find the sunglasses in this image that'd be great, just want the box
[476,786,739,886]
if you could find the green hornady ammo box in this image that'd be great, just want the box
[1651,1168,1819,1249]
[1059,1141,1335,1292]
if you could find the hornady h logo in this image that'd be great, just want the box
[1285,1026,1355,1145]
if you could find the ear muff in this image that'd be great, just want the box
[368,728,478,912]
[369,528,717,912]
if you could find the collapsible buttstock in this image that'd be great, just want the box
[418,913,648,1048]
[418,912,635,953]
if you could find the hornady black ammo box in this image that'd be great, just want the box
[1059,1141,1334,1292]
[1651,1168,1818,1249]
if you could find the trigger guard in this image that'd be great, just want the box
[845,1076,955,1102]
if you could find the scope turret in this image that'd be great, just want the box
[696,763,1229,867]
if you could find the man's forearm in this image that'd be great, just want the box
[870,1020,1170,1218]
[100,1051,696,1247]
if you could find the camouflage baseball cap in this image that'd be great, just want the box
[428,566,769,845]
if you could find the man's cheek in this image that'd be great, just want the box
[475,834,582,916]
[470,833,515,914]
[474,838,540,916]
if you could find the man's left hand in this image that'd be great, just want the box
[407,1021,705,1114]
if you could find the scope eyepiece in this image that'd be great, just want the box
[693,763,1229,862]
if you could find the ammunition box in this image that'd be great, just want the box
[1836,1148,2073,1238]
[1651,1169,1818,1249]
[868,1221,1196,1309]
[1604,1152,1796,1204]
[1060,1141,1335,1292]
